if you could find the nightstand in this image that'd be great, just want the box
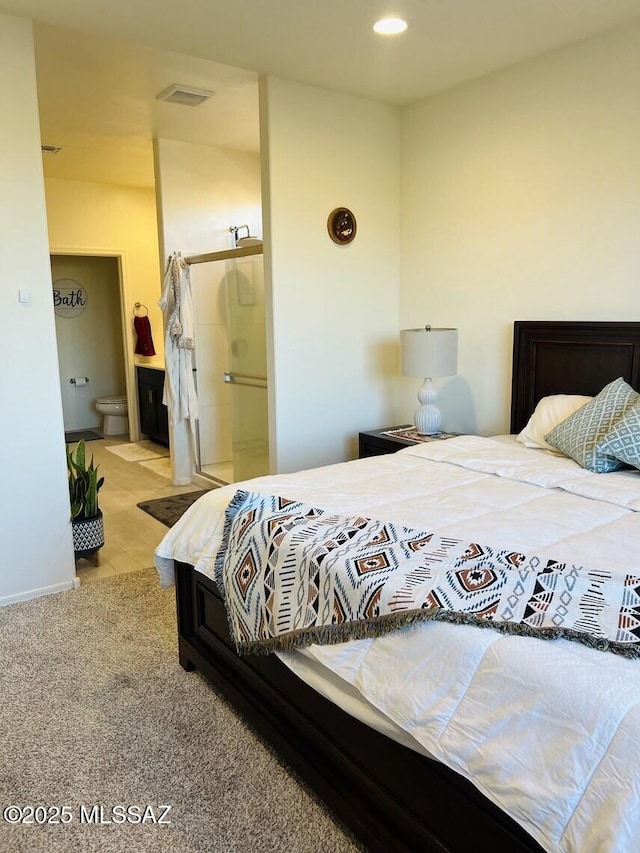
[359,426,461,458]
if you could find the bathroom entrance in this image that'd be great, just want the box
[51,254,128,439]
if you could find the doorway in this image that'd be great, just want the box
[51,254,128,439]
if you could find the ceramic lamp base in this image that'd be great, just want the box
[414,377,441,435]
[414,404,441,436]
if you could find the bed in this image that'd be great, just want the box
[155,321,640,853]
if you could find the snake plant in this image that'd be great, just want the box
[67,439,105,521]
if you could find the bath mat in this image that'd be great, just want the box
[137,489,213,527]
[65,429,102,443]
[105,440,169,462]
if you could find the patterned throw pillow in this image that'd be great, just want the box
[596,405,640,470]
[544,377,640,473]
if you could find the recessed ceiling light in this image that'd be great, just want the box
[373,18,408,35]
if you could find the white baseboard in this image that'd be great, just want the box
[0,578,79,607]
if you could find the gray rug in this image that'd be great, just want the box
[0,569,362,853]
[136,490,212,527]
[65,430,103,443]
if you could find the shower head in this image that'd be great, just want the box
[229,224,262,248]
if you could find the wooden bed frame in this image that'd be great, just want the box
[175,321,640,853]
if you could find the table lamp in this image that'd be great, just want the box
[400,326,458,435]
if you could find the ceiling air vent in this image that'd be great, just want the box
[41,144,63,154]
[156,84,215,107]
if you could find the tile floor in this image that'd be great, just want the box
[73,436,203,585]
[200,459,234,484]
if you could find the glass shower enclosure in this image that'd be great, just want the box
[189,244,268,484]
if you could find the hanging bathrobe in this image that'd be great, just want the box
[159,254,199,453]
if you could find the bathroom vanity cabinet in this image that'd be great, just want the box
[136,366,169,447]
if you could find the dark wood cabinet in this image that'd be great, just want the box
[137,366,169,447]
[359,426,417,458]
[359,426,461,458]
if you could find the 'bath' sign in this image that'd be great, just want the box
[53,278,88,318]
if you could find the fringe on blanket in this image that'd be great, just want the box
[234,606,640,659]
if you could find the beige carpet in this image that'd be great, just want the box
[0,569,362,853]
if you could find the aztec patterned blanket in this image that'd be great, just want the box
[215,489,640,657]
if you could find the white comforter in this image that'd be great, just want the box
[155,436,640,853]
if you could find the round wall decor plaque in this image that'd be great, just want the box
[327,208,357,245]
[53,278,88,318]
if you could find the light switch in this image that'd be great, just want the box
[19,289,31,305]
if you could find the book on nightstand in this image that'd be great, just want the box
[380,426,461,443]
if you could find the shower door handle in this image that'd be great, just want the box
[223,371,267,389]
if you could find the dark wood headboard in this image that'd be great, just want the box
[510,321,640,434]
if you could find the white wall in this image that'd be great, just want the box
[52,255,125,431]
[153,138,262,482]
[401,22,640,436]
[0,14,75,604]
[45,178,163,439]
[154,139,262,258]
[260,77,402,473]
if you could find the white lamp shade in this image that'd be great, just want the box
[400,327,458,379]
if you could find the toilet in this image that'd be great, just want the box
[95,395,128,435]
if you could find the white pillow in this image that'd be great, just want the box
[517,394,593,452]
